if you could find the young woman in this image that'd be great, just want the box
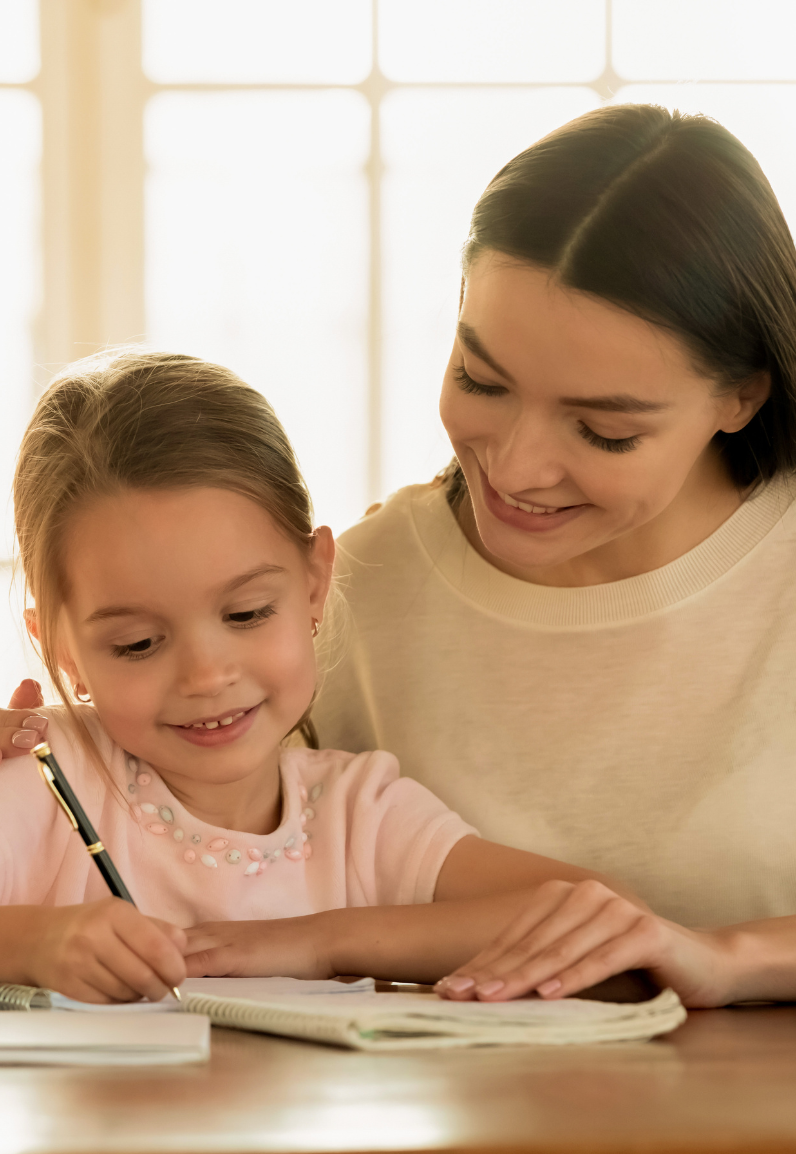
[7,104,796,1004]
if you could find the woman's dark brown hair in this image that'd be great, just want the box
[443,103,796,507]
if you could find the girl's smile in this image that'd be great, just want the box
[170,702,262,748]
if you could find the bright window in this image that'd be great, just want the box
[3,0,796,697]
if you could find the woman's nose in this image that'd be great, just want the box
[487,417,568,492]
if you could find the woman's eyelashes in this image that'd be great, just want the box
[577,421,641,454]
[453,364,506,397]
[454,364,643,453]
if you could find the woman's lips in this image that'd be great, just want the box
[481,473,587,533]
[169,704,260,748]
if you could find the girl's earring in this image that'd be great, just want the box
[311,618,320,638]
[74,684,91,703]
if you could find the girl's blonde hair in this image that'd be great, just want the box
[14,348,321,764]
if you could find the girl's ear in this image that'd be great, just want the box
[23,608,38,641]
[307,525,335,623]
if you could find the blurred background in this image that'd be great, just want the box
[1,0,796,696]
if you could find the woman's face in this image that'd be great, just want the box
[439,252,767,582]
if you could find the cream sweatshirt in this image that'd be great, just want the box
[314,477,796,928]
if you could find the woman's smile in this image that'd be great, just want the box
[480,467,589,535]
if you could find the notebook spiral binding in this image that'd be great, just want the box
[0,984,38,1010]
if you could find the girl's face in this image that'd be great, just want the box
[439,253,769,583]
[55,487,333,789]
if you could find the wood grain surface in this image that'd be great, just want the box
[2,1003,796,1154]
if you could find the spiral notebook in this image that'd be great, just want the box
[0,977,686,1051]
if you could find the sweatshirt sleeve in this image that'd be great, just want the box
[334,750,479,907]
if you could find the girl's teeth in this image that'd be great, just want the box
[186,711,247,730]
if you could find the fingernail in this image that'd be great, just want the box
[442,976,475,993]
[476,979,505,997]
[537,979,562,998]
[12,730,37,748]
[22,715,47,732]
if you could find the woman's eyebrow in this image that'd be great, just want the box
[457,322,515,382]
[559,394,671,413]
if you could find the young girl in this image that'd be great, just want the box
[0,350,726,1007]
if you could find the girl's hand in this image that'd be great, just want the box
[184,915,334,980]
[0,679,47,758]
[19,899,187,1003]
[434,879,730,1008]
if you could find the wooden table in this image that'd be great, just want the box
[2,1004,796,1154]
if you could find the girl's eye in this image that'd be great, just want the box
[111,637,158,661]
[225,604,276,628]
[453,364,507,398]
[578,421,641,454]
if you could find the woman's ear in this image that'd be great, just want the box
[307,525,335,623]
[718,371,771,434]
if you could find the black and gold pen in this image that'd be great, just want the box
[32,741,182,1005]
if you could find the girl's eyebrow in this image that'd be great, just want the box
[220,564,287,594]
[84,565,287,625]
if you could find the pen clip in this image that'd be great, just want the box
[34,754,79,832]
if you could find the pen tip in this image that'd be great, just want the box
[172,986,182,1004]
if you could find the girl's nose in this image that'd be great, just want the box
[175,643,240,698]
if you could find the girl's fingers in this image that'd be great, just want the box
[96,935,175,1002]
[82,958,143,1004]
[113,911,187,995]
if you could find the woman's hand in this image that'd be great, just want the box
[3,899,187,1003]
[184,915,334,980]
[434,879,731,1008]
[0,679,47,758]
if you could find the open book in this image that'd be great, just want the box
[0,977,686,1051]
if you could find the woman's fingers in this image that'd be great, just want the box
[8,679,44,711]
[468,901,648,1001]
[0,681,48,760]
[0,711,48,759]
[531,918,667,1001]
[436,881,655,1002]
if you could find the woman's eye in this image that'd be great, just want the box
[453,364,507,398]
[578,421,641,454]
[111,637,158,661]
[226,604,276,628]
